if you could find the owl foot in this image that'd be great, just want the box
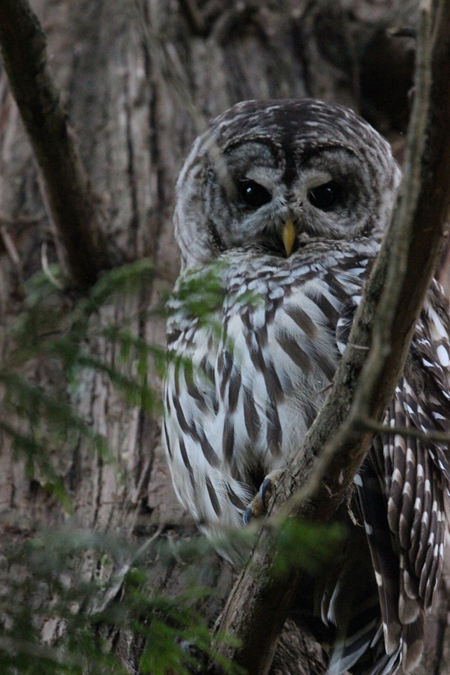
[243,469,284,525]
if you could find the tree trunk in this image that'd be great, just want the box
[1,0,449,673]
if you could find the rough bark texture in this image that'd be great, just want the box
[1,0,449,673]
[0,0,113,289]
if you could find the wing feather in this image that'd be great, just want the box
[333,279,450,674]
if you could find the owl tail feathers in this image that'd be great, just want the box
[327,618,424,675]
[349,457,425,674]
[326,609,401,675]
[326,612,424,675]
[401,615,425,673]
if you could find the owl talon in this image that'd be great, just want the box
[243,506,253,526]
[243,470,285,525]
[261,469,285,510]
[243,490,266,525]
[260,476,274,511]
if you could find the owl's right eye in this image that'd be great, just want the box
[238,180,272,208]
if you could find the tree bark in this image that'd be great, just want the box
[1,1,449,673]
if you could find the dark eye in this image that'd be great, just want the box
[238,180,272,208]
[307,180,344,211]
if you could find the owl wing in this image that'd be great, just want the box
[334,279,450,673]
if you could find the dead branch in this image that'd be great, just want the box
[0,0,112,290]
[213,1,450,672]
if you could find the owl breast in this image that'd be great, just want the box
[164,242,374,532]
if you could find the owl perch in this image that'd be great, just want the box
[209,3,450,674]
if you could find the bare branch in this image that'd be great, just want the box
[0,0,113,290]
[213,1,450,672]
[278,414,450,523]
[357,417,450,446]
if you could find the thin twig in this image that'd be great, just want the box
[357,417,450,445]
[279,412,450,521]
[89,526,164,615]
[41,243,64,290]
[0,226,21,267]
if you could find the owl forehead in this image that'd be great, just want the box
[223,137,357,179]
[206,98,388,169]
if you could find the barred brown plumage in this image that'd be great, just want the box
[163,99,450,674]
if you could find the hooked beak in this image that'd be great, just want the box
[281,220,296,257]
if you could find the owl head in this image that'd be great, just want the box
[174,99,401,267]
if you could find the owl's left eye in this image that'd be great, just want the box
[307,180,344,211]
[238,180,272,208]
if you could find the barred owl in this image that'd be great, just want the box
[163,99,450,674]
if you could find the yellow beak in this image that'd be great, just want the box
[281,220,296,257]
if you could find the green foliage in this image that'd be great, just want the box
[270,519,345,578]
[0,527,243,675]
[170,263,226,328]
[170,261,263,332]
[0,258,240,508]
[2,259,234,503]
[2,260,157,503]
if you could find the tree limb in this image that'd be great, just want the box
[214,1,450,672]
[0,0,113,290]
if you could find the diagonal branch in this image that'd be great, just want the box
[214,1,450,672]
[0,0,113,290]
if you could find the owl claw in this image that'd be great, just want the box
[242,490,266,525]
[243,506,253,526]
[260,469,284,509]
[260,476,273,511]
[243,470,285,525]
